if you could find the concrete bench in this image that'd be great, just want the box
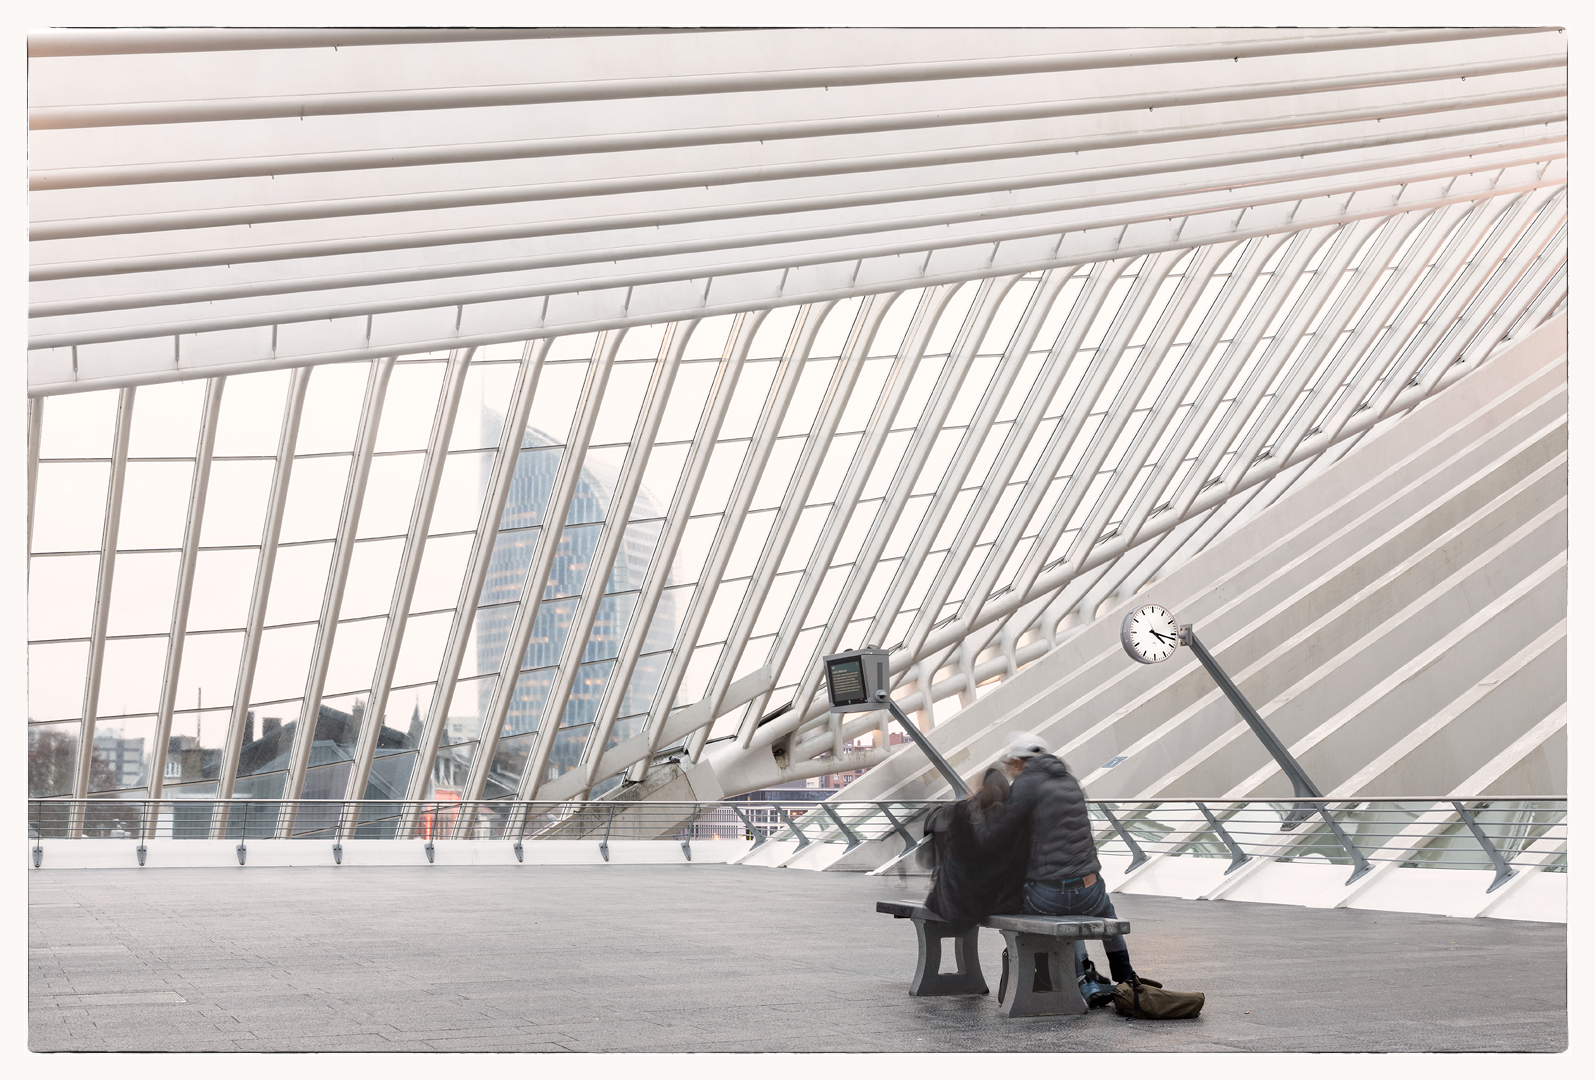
[876,901,1131,1018]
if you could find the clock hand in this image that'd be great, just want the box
[1149,629,1177,643]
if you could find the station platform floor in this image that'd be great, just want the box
[30,862,1565,1054]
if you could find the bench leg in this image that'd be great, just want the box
[907,918,988,996]
[995,931,1087,1018]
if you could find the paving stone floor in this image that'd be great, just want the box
[29,863,1565,1053]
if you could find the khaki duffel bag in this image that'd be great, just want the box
[1113,975,1205,1019]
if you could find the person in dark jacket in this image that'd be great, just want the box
[921,768,1029,930]
[999,731,1137,987]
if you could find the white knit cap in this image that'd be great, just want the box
[1001,731,1048,760]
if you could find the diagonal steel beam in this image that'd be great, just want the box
[147,376,223,814]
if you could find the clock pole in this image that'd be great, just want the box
[1178,625,1323,824]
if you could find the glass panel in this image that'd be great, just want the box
[450,360,522,451]
[105,551,180,636]
[377,683,432,755]
[560,662,614,726]
[165,707,230,784]
[312,692,367,768]
[810,297,863,358]
[128,380,205,459]
[430,449,495,534]
[29,641,88,722]
[607,714,646,750]
[752,572,802,638]
[542,725,592,782]
[779,360,836,436]
[31,462,109,552]
[634,443,689,518]
[96,636,168,717]
[590,362,654,445]
[545,524,601,599]
[232,770,288,799]
[212,369,291,457]
[338,538,405,620]
[549,332,599,362]
[924,282,978,356]
[654,363,718,443]
[410,532,474,613]
[250,623,317,702]
[89,716,156,792]
[668,518,719,585]
[868,290,923,359]
[617,321,667,361]
[608,519,661,592]
[356,452,425,539]
[569,446,624,524]
[463,603,516,679]
[117,461,193,551]
[483,732,534,799]
[518,597,574,670]
[643,588,690,651]
[263,542,333,626]
[499,447,561,529]
[28,722,81,798]
[173,631,244,710]
[673,645,719,707]
[442,674,496,746]
[426,742,477,800]
[39,389,119,459]
[187,549,258,631]
[278,455,351,544]
[720,364,776,440]
[375,362,447,454]
[523,362,589,446]
[323,617,386,696]
[750,438,802,510]
[809,434,858,504]
[294,362,370,455]
[29,554,99,641]
[584,594,636,662]
[364,750,416,803]
[197,459,274,547]
[684,314,737,360]
[724,511,775,578]
[618,654,669,721]
[503,668,556,736]
[748,307,799,359]
[699,579,748,645]
[481,527,538,606]
[392,611,452,687]
[779,505,828,572]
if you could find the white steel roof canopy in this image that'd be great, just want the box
[28,27,1565,395]
[25,28,1568,812]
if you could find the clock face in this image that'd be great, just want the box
[1121,604,1181,664]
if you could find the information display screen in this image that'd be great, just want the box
[825,656,868,707]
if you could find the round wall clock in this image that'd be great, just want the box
[1121,603,1181,664]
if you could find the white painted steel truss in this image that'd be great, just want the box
[24,28,1566,814]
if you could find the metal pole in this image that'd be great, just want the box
[1196,801,1251,874]
[1451,801,1519,893]
[1179,626,1321,803]
[1096,804,1150,872]
[774,804,810,848]
[821,803,862,850]
[882,699,968,798]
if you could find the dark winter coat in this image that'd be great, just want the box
[1005,753,1101,883]
[921,800,1029,930]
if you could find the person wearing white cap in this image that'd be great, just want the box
[996,730,1138,991]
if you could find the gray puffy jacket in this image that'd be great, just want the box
[1006,754,1100,883]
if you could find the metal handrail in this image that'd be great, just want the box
[27,796,1565,894]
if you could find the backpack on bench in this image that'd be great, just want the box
[1113,975,1205,1019]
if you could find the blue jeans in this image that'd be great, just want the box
[1022,877,1129,980]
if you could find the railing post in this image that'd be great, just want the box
[775,804,811,848]
[876,802,917,849]
[681,805,699,861]
[599,804,616,862]
[1196,801,1250,874]
[1096,803,1149,871]
[821,803,862,850]
[1451,800,1518,893]
[731,804,766,848]
[1313,802,1373,885]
